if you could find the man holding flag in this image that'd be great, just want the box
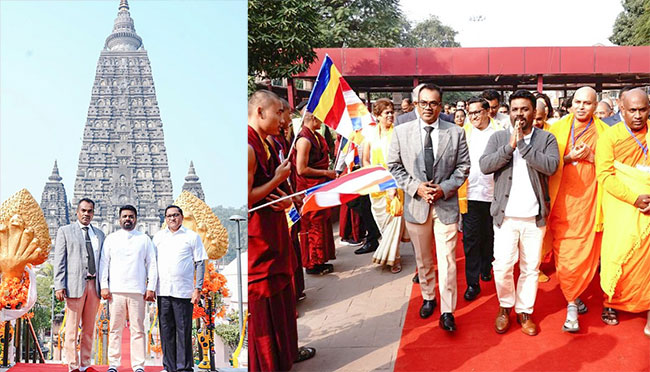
[387,83,470,331]
[248,90,315,371]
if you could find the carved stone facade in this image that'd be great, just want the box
[40,161,70,246]
[181,161,205,202]
[72,0,173,235]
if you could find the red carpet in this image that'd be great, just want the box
[395,235,650,372]
[9,327,163,372]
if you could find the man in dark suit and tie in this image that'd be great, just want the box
[387,83,470,331]
[54,198,105,372]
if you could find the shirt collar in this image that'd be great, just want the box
[420,117,439,131]
[167,225,186,234]
[77,220,93,230]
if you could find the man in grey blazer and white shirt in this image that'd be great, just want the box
[387,83,470,331]
[54,198,105,372]
[479,90,559,336]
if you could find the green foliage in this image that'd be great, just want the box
[212,205,247,265]
[248,0,321,80]
[610,0,650,45]
[214,311,240,350]
[315,0,411,47]
[403,15,461,47]
[444,91,480,106]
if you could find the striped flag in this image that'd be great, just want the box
[301,166,396,214]
[306,55,375,145]
[286,205,300,228]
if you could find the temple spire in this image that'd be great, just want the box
[49,160,62,182]
[104,0,142,51]
[119,0,129,11]
[182,161,205,201]
[185,161,199,182]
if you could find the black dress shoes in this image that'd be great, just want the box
[464,284,481,301]
[481,271,493,282]
[439,313,457,331]
[419,299,436,319]
[412,273,420,283]
[354,239,379,254]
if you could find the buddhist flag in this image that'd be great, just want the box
[306,55,375,145]
[286,205,300,228]
[301,166,396,214]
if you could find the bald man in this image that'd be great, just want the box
[533,101,551,131]
[595,101,613,120]
[546,86,609,332]
[596,89,650,337]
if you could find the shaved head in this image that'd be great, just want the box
[595,101,613,119]
[248,89,285,137]
[572,86,598,122]
[534,100,547,129]
[621,88,650,132]
[248,89,281,117]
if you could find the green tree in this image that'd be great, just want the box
[212,205,247,265]
[248,0,321,82]
[315,0,411,47]
[610,0,650,45]
[403,15,461,47]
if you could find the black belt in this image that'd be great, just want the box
[85,275,96,281]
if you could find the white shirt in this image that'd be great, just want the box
[99,229,157,294]
[77,220,100,277]
[494,112,511,129]
[153,226,208,299]
[505,128,540,218]
[467,124,495,202]
[420,118,440,160]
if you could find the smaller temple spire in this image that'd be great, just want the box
[185,161,199,182]
[182,161,205,201]
[49,160,62,182]
[118,0,129,11]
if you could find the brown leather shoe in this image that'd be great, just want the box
[495,307,511,334]
[517,313,538,336]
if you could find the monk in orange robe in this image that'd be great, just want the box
[293,111,337,275]
[595,88,650,337]
[248,90,315,371]
[547,87,608,332]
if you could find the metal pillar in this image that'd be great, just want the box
[537,74,543,93]
[287,78,295,110]
[229,215,246,335]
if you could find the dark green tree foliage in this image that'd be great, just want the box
[315,0,411,47]
[610,0,650,45]
[212,205,247,265]
[248,0,321,79]
[403,15,461,47]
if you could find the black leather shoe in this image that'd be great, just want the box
[481,271,492,282]
[412,273,420,283]
[439,312,457,331]
[354,240,378,254]
[419,299,436,319]
[464,284,481,301]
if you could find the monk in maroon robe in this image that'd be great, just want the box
[293,112,337,275]
[248,90,314,371]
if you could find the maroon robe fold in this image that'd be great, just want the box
[339,202,365,242]
[248,126,297,371]
[293,127,336,269]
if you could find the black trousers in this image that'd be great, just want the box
[462,200,494,286]
[348,195,381,242]
[158,296,194,372]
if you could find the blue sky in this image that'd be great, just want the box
[0,0,247,209]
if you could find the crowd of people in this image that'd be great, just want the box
[247,84,650,371]
[54,200,207,372]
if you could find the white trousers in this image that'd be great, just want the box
[493,217,545,314]
[108,292,146,371]
[405,206,458,313]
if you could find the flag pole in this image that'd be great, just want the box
[248,189,307,213]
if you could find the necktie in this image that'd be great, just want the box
[82,226,96,276]
[424,126,435,181]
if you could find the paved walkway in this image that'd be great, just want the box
[293,232,415,372]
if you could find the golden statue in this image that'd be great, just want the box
[0,189,50,279]
[162,191,229,259]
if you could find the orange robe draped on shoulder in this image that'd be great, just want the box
[547,114,607,302]
[596,121,650,312]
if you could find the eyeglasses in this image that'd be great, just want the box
[418,101,441,109]
[165,213,181,219]
[468,109,485,117]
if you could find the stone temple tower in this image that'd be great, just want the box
[40,161,70,246]
[181,161,206,201]
[73,0,173,235]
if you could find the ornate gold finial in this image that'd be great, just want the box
[0,189,51,279]
[162,191,229,260]
[119,0,129,11]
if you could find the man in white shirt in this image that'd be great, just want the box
[460,97,498,302]
[479,90,559,336]
[100,205,156,372]
[153,205,208,372]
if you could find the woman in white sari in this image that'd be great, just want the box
[363,98,405,273]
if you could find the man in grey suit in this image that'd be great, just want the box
[479,90,559,336]
[387,83,470,331]
[54,198,105,372]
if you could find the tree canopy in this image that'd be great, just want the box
[610,0,650,45]
[403,15,461,47]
